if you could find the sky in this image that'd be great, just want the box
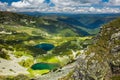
[0,0,120,13]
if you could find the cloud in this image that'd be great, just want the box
[12,1,30,8]
[11,0,102,8]
[10,0,120,8]
[51,0,101,6]
[0,0,120,13]
[11,0,45,8]
[0,2,8,6]
[0,2,8,11]
[109,0,120,6]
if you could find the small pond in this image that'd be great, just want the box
[34,43,54,51]
[31,62,59,70]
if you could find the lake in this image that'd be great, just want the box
[34,43,54,51]
[31,62,59,70]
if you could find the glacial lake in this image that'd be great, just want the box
[31,62,59,70]
[34,43,54,51]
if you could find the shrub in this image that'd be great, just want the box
[0,48,10,60]
[13,74,30,80]
[19,58,34,68]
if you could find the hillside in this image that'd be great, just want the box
[0,11,89,37]
[1,11,119,36]
[22,12,120,29]
[30,13,120,35]
[0,11,92,79]
[31,17,120,80]
[68,18,120,80]
[0,11,36,26]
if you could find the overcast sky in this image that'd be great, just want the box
[0,0,120,13]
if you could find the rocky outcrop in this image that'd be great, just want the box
[71,18,120,80]
[72,53,110,80]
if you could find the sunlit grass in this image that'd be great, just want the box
[28,68,50,77]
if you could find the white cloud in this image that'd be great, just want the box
[0,2,8,11]
[0,0,120,13]
[50,0,101,7]
[11,0,44,8]
[11,0,101,8]
[109,0,120,6]
[12,1,30,8]
[0,2,8,6]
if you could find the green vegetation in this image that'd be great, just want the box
[19,58,34,68]
[0,21,92,78]
[111,75,120,80]
[0,48,10,60]
[0,11,103,37]
[0,75,30,80]
[2,11,115,79]
[28,68,50,76]
[58,71,74,80]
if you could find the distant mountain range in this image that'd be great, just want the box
[1,11,120,36]
[19,12,120,29]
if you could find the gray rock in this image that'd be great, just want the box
[111,32,120,39]
[111,45,120,54]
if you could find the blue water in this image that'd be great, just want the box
[31,62,59,70]
[34,43,54,51]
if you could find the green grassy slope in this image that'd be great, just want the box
[0,11,93,79]
[0,11,91,37]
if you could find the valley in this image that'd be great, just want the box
[0,11,120,80]
[0,18,92,79]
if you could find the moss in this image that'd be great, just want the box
[14,51,25,58]
[58,71,74,80]
[19,58,34,68]
[0,49,10,60]
[111,75,120,80]
[27,68,49,77]
[13,74,30,80]
[0,76,15,80]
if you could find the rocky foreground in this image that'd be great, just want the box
[71,18,120,80]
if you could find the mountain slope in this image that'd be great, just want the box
[58,14,119,29]
[0,11,36,26]
[2,11,119,36]
[22,12,120,29]
[0,11,90,37]
[70,18,120,80]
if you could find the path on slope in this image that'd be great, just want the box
[0,51,29,76]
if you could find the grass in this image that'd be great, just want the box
[76,26,100,35]
[111,76,120,80]
[28,68,50,77]
[19,58,34,68]
[0,23,93,78]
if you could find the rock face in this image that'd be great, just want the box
[71,18,120,80]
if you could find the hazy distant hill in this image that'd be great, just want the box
[21,12,120,28]
[0,11,120,36]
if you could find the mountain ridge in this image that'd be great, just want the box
[1,11,120,37]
